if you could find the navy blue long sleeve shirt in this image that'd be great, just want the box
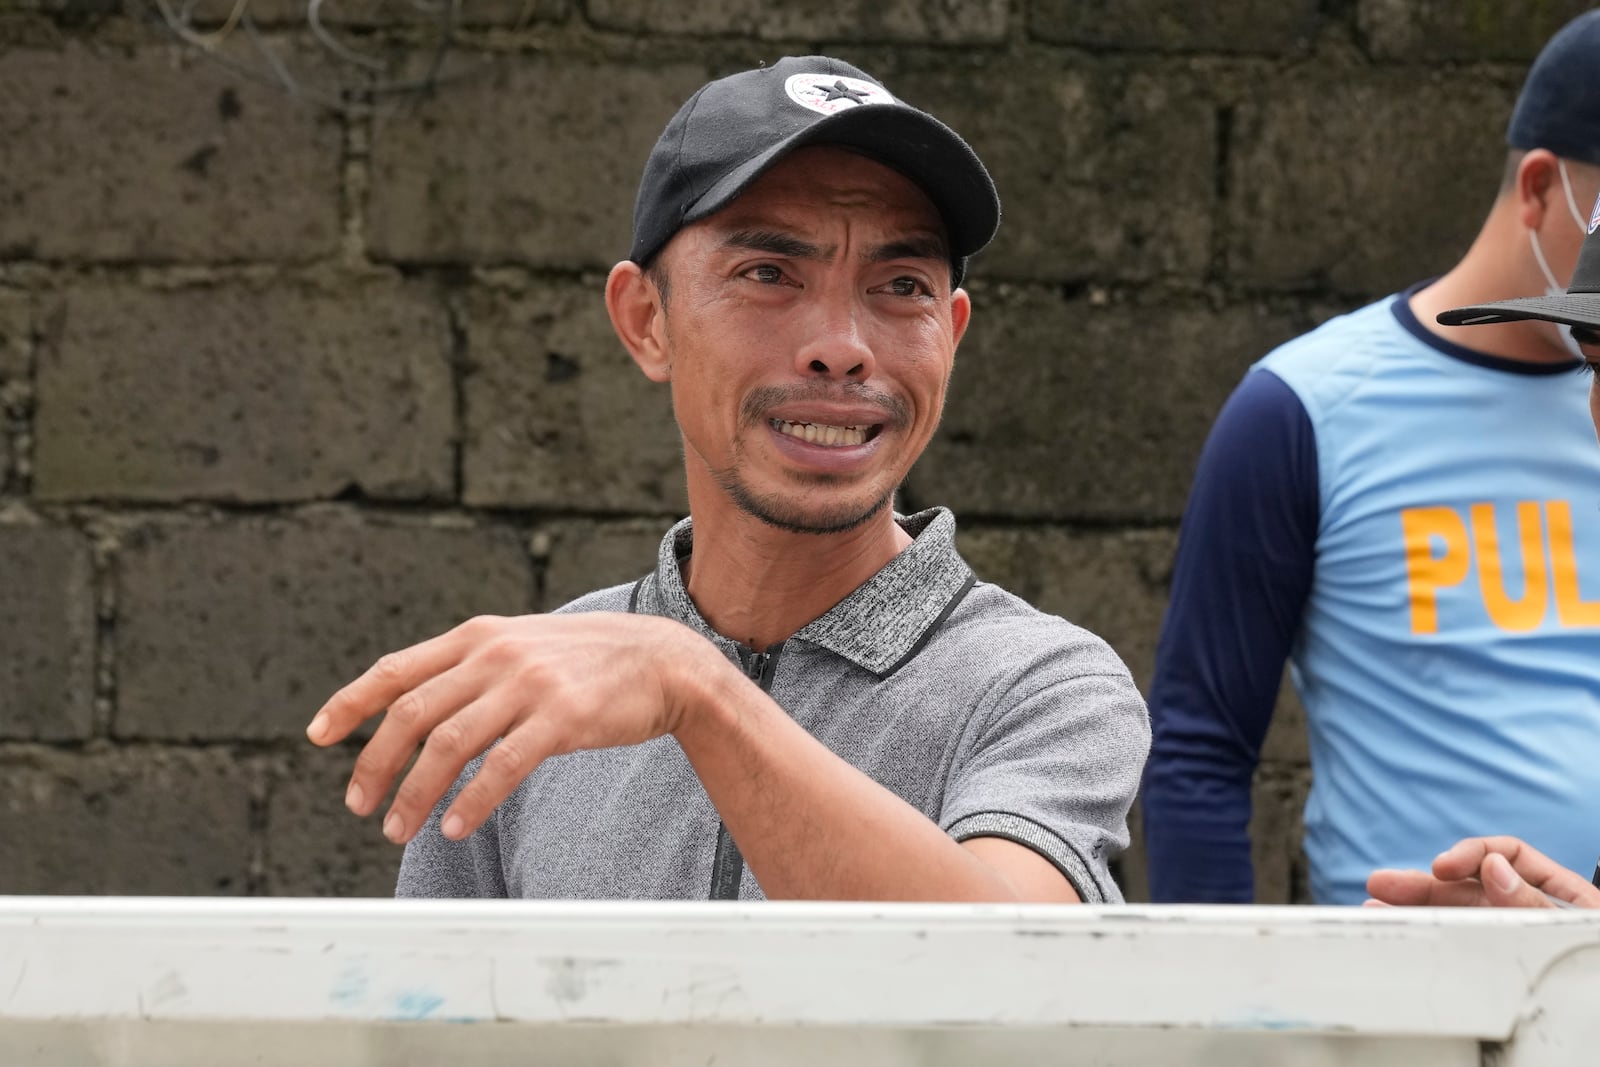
[1142,369,1319,903]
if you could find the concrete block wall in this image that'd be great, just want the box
[1,0,1582,902]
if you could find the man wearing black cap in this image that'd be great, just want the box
[305,57,1149,903]
[1144,11,1600,906]
[1363,182,1600,913]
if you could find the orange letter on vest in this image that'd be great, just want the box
[1546,500,1600,627]
[1402,506,1471,635]
[1471,502,1548,632]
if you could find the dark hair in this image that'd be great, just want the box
[644,256,671,311]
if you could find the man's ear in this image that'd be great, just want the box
[950,286,972,355]
[606,260,671,382]
[1515,148,1560,232]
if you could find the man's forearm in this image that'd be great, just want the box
[671,661,1073,902]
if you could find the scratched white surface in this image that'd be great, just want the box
[3,899,1599,1066]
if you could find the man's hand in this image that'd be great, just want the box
[306,613,724,844]
[1366,836,1600,910]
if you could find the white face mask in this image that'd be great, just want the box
[1528,160,1590,360]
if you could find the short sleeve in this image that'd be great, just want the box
[940,645,1151,904]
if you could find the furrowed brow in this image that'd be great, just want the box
[869,233,950,266]
[722,229,828,260]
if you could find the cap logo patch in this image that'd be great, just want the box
[784,73,894,115]
[1590,191,1600,235]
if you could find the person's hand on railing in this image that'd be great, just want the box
[1365,836,1600,910]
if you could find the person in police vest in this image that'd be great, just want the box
[1144,11,1600,906]
[1367,175,1600,912]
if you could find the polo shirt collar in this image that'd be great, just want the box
[639,507,975,677]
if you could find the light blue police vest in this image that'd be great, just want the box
[1260,296,1600,903]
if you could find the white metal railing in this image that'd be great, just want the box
[4,897,1600,1066]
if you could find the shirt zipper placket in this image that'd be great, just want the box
[708,645,780,900]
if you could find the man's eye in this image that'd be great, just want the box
[747,264,785,284]
[887,277,926,297]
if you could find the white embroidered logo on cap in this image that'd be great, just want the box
[784,73,894,115]
[1590,191,1600,235]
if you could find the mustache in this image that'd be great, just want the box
[740,383,910,430]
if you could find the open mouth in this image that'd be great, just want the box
[769,419,879,447]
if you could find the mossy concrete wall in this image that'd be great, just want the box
[3,0,1589,901]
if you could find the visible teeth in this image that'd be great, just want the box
[771,419,869,447]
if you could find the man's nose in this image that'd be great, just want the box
[793,298,876,380]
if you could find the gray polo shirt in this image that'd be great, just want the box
[397,507,1150,903]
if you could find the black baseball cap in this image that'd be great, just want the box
[627,56,1000,286]
[1438,190,1600,333]
[1506,10,1600,167]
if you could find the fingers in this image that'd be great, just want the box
[1431,835,1593,902]
[308,618,498,745]
[343,666,491,821]
[1485,845,1600,908]
[319,612,691,845]
[1365,868,1436,906]
[1365,867,1488,908]
[1431,836,1529,881]
[1479,852,1562,909]
[378,697,549,844]
[434,718,562,841]
[308,645,434,747]
[368,682,570,845]
[1376,838,1600,911]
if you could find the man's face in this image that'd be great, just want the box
[649,145,970,535]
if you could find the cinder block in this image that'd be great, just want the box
[1250,762,1312,904]
[1360,0,1596,60]
[1261,680,1310,763]
[587,0,1006,42]
[0,42,339,262]
[0,747,255,894]
[540,517,677,609]
[957,524,1176,690]
[908,286,1302,521]
[1227,74,1517,294]
[116,513,535,740]
[0,295,28,382]
[185,0,567,27]
[891,64,1214,282]
[368,58,708,269]
[263,748,403,897]
[0,296,27,491]
[0,523,95,740]
[1031,0,1319,52]
[33,281,453,503]
[460,283,686,513]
